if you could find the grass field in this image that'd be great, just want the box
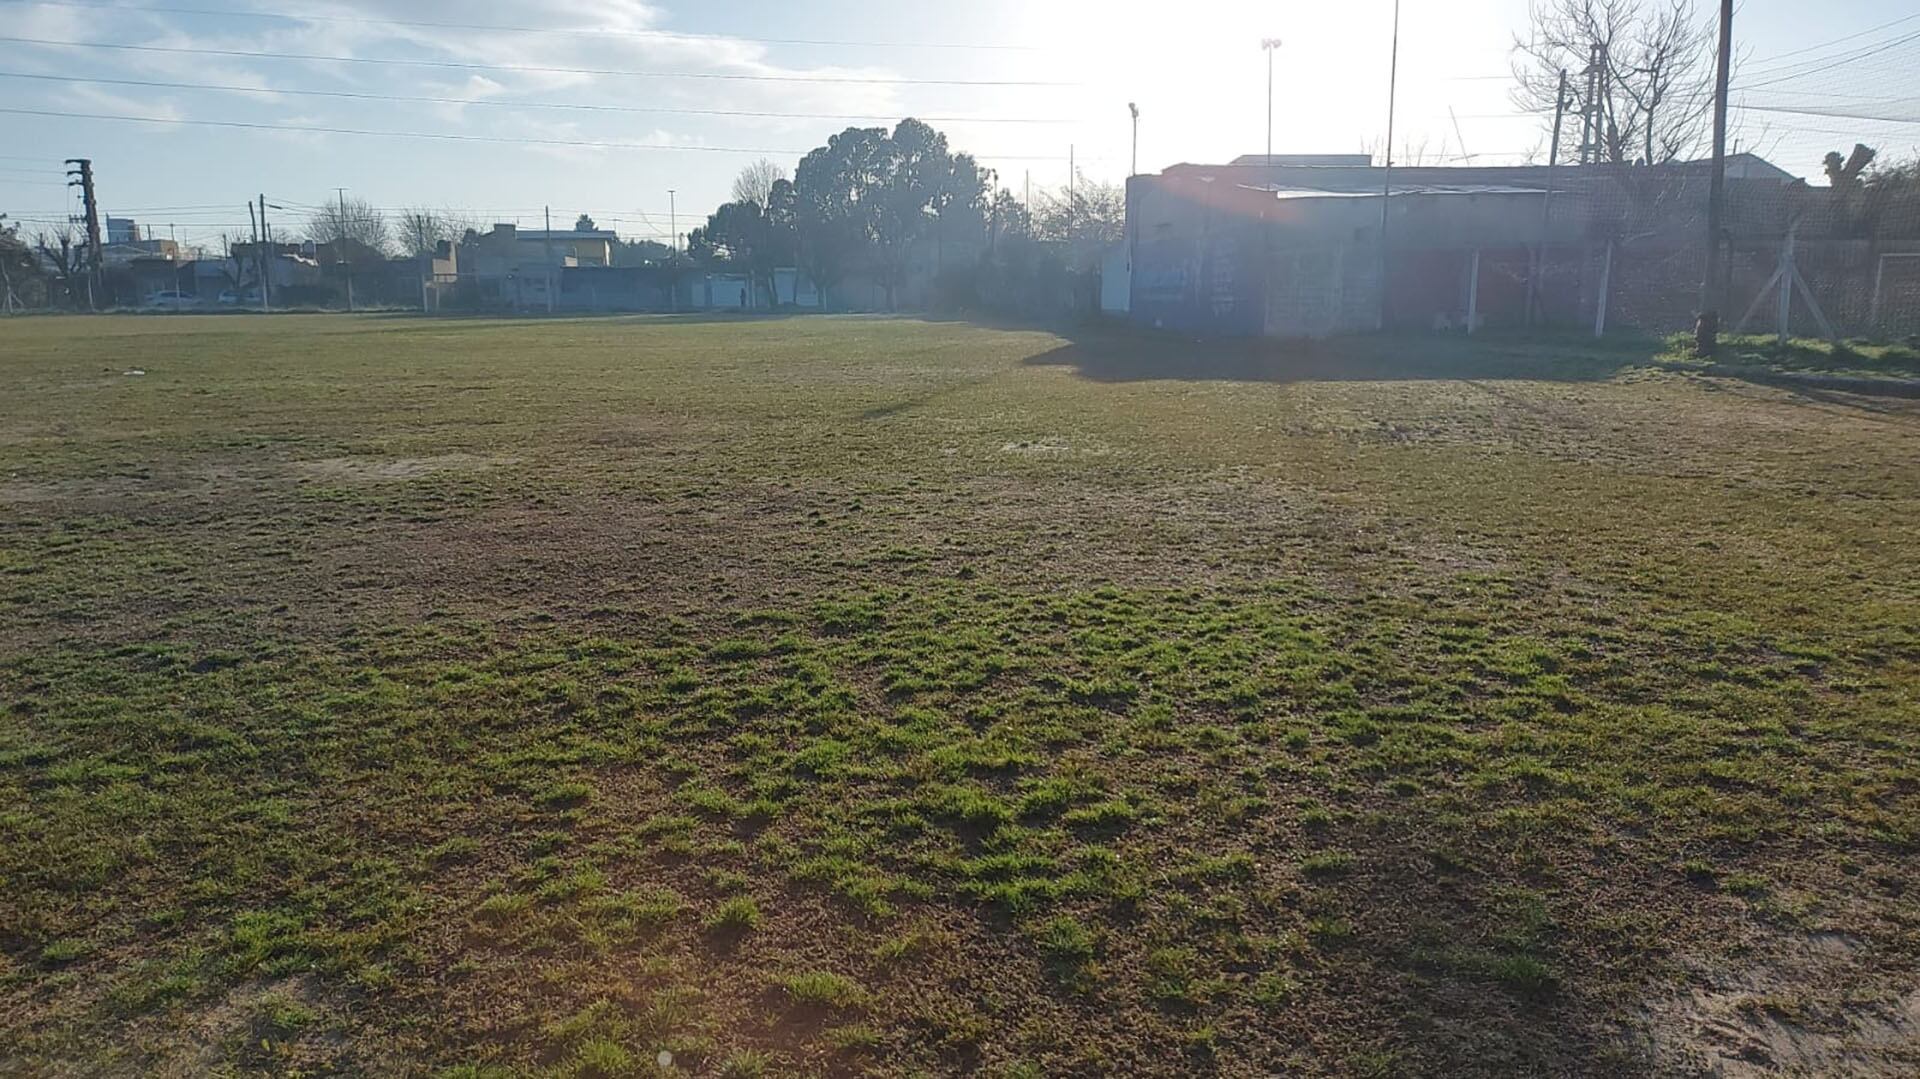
[2,314,1917,1076]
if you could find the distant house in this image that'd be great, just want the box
[463,224,616,270]
[457,224,618,309]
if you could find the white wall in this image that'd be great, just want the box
[1101,249,1131,314]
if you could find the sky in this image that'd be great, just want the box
[1,0,1915,253]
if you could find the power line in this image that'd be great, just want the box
[0,0,1039,52]
[1735,103,1920,126]
[1734,31,1920,90]
[0,71,1069,126]
[0,35,1078,87]
[1739,12,1920,70]
[0,105,803,153]
[0,106,1081,162]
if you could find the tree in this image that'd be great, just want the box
[1,214,49,311]
[794,126,888,309]
[1512,0,1715,165]
[396,208,476,257]
[306,196,392,259]
[1825,144,1876,193]
[790,119,992,310]
[575,213,598,232]
[611,238,673,267]
[215,232,252,292]
[988,187,1032,248]
[1861,155,1920,240]
[34,225,85,309]
[1032,171,1126,265]
[867,118,955,309]
[687,184,797,306]
[731,159,787,208]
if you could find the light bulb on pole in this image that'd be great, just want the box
[1262,38,1283,168]
[1128,102,1140,177]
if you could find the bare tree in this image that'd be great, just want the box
[1513,0,1715,165]
[731,158,788,207]
[1615,1,1714,165]
[1031,171,1125,266]
[395,207,477,257]
[33,225,84,308]
[215,232,251,291]
[306,196,392,258]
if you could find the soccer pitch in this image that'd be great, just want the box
[3,314,1916,1076]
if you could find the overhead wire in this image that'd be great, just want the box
[0,0,1039,52]
[0,36,1078,87]
[0,107,1084,162]
[0,71,1070,125]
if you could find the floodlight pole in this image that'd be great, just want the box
[1377,0,1400,331]
[1263,38,1283,174]
[1129,102,1140,178]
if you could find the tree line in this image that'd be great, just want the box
[686,118,1123,311]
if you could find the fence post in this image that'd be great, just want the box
[1871,253,1886,330]
[1466,248,1481,334]
[1593,241,1613,338]
[1776,230,1795,345]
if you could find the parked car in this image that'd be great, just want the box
[143,289,200,311]
[215,288,264,306]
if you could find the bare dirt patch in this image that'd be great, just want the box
[1636,932,1920,1076]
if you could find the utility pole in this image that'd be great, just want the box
[1577,44,1611,165]
[1529,70,1569,325]
[336,187,356,313]
[1377,0,1400,331]
[1697,0,1733,356]
[666,189,678,312]
[543,204,555,314]
[65,158,101,310]
[247,197,259,296]
[1263,38,1283,175]
[258,194,273,314]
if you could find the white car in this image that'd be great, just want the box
[143,290,199,311]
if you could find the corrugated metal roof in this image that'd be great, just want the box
[1241,184,1548,200]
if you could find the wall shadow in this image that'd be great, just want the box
[1019,324,1660,385]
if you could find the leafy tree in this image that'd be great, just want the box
[791,119,992,310]
[868,118,952,309]
[1862,155,1920,239]
[988,187,1032,247]
[575,213,598,232]
[793,126,888,309]
[1,214,48,310]
[611,238,673,266]
[687,183,798,305]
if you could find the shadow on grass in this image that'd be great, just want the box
[1019,324,1660,385]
